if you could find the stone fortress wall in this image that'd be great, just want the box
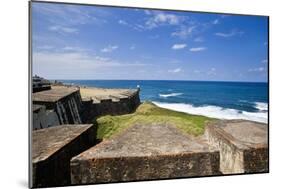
[205,120,268,174]
[31,77,268,188]
[31,81,141,187]
[32,124,96,188]
[32,87,83,129]
[81,88,141,122]
[33,105,60,130]
[32,85,140,130]
[70,124,221,184]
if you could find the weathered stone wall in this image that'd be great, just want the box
[55,90,83,124]
[33,85,51,93]
[205,125,244,173]
[32,125,96,188]
[33,105,60,130]
[205,120,268,174]
[33,89,83,129]
[33,87,141,129]
[71,152,220,184]
[243,148,268,173]
[70,124,221,185]
[81,90,140,122]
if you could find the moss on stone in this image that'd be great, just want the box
[96,101,214,139]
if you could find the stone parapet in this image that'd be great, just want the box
[32,86,83,129]
[70,124,220,184]
[205,120,268,174]
[81,88,140,122]
[32,124,96,188]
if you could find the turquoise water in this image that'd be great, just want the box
[60,80,268,123]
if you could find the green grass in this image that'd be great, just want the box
[96,101,214,140]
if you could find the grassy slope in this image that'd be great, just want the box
[96,101,214,140]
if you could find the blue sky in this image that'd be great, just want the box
[32,2,268,82]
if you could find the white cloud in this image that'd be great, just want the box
[189,47,207,52]
[194,37,204,42]
[213,19,219,25]
[248,67,265,72]
[34,3,101,26]
[94,56,110,62]
[168,68,182,73]
[149,35,160,39]
[117,20,145,31]
[33,51,149,78]
[144,10,151,15]
[49,25,78,34]
[170,59,181,64]
[207,68,217,75]
[145,12,183,29]
[171,26,196,39]
[132,24,146,31]
[118,20,128,25]
[215,30,244,38]
[101,45,119,53]
[171,44,187,50]
[117,10,186,32]
[130,45,136,50]
[37,45,54,50]
[62,46,88,52]
[193,70,201,74]
[261,59,268,63]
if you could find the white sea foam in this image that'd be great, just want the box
[255,102,268,111]
[152,101,268,123]
[159,93,183,98]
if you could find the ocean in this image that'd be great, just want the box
[60,80,268,123]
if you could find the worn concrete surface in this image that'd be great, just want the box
[80,87,139,103]
[33,86,79,103]
[223,120,267,146]
[80,87,141,120]
[71,124,220,184]
[205,120,268,174]
[75,124,213,158]
[32,124,94,163]
[32,124,96,187]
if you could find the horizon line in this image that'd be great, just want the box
[44,78,268,84]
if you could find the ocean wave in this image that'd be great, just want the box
[152,101,268,123]
[159,93,183,98]
[255,102,268,111]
